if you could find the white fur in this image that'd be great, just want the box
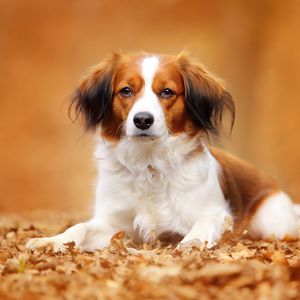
[126,56,168,138]
[95,135,231,246]
[27,135,232,251]
[250,192,298,239]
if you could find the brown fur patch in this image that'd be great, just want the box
[152,57,199,136]
[210,147,279,233]
[100,55,145,141]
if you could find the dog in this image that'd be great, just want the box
[26,52,299,252]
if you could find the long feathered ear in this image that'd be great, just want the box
[177,53,235,136]
[70,53,121,131]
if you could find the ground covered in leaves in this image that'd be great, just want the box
[1,212,300,300]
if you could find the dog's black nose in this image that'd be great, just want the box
[133,112,154,130]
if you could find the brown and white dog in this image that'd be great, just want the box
[27,52,299,251]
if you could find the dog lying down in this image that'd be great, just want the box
[27,52,300,252]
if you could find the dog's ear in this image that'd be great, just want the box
[177,53,235,136]
[70,53,121,131]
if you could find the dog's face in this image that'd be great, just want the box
[71,52,235,141]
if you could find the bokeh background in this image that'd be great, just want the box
[1,0,300,213]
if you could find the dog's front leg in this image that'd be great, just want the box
[26,219,118,252]
[179,212,232,248]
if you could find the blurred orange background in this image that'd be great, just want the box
[1,0,300,213]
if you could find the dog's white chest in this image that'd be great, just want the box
[95,137,229,239]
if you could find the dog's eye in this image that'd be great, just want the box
[160,88,175,99]
[119,87,133,98]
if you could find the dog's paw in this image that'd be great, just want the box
[133,214,157,243]
[177,238,203,250]
[26,237,68,252]
[177,238,216,250]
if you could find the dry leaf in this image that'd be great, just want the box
[1,211,300,300]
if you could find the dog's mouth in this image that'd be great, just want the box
[129,133,159,142]
[130,133,157,142]
[127,129,170,142]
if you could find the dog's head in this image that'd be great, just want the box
[71,52,235,141]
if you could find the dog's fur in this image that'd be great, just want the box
[27,52,299,252]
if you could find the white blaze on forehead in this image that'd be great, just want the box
[141,56,159,88]
[125,55,167,138]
